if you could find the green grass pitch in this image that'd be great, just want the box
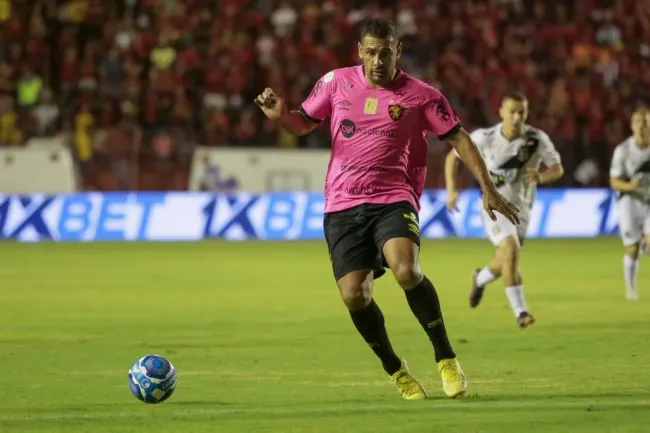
[1,238,649,432]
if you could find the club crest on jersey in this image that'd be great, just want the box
[388,103,405,121]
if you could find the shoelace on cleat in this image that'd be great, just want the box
[395,371,412,386]
[440,362,459,381]
[395,371,421,395]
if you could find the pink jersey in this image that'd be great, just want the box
[300,65,460,213]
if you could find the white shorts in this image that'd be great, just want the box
[481,209,529,247]
[616,195,650,246]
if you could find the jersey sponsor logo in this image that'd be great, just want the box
[339,119,395,138]
[340,160,385,172]
[388,102,405,121]
[346,185,382,195]
[340,119,357,138]
[364,98,378,115]
[335,100,352,111]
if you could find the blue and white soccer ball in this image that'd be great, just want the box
[128,354,177,404]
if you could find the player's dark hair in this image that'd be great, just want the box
[503,91,528,103]
[360,18,397,42]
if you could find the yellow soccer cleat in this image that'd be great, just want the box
[391,360,427,400]
[437,358,468,398]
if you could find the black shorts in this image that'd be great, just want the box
[323,201,421,281]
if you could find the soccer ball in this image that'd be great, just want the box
[128,354,177,404]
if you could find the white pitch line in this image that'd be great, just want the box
[1,399,649,422]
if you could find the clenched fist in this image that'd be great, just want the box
[254,88,287,121]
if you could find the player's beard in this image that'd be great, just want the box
[369,67,392,86]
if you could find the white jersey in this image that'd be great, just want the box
[465,123,561,211]
[610,136,650,203]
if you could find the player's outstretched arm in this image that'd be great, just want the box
[444,150,460,211]
[254,88,319,136]
[609,145,639,192]
[446,128,520,224]
[610,176,640,193]
[525,163,564,184]
[279,110,320,136]
[525,133,564,185]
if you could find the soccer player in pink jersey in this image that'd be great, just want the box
[255,18,519,400]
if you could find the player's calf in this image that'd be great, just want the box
[338,270,403,375]
[623,243,640,301]
[499,237,520,286]
[383,238,457,363]
[470,255,503,308]
[498,236,533,325]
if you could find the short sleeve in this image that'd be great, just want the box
[299,71,334,123]
[610,147,624,178]
[422,89,461,139]
[538,131,562,167]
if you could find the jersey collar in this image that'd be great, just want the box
[357,65,407,90]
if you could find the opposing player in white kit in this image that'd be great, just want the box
[609,108,650,301]
[445,92,564,327]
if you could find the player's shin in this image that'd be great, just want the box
[349,300,402,375]
[504,285,528,316]
[623,251,640,300]
[500,238,529,317]
[475,265,499,287]
[403,276,456,362]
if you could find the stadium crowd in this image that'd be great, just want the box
[0,0,648,190]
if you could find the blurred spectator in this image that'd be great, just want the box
[16,67,42,109]
[32,88,60,136]
[1,0,648,190]
[74,100,94,163]
[0,95,17,146]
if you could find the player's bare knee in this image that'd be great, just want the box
[626,244,640,259]
[338,271,373,310]
[392,261,423,290]
[488,254,504,275]
[340,283,373,310]
[499,237,520,264]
